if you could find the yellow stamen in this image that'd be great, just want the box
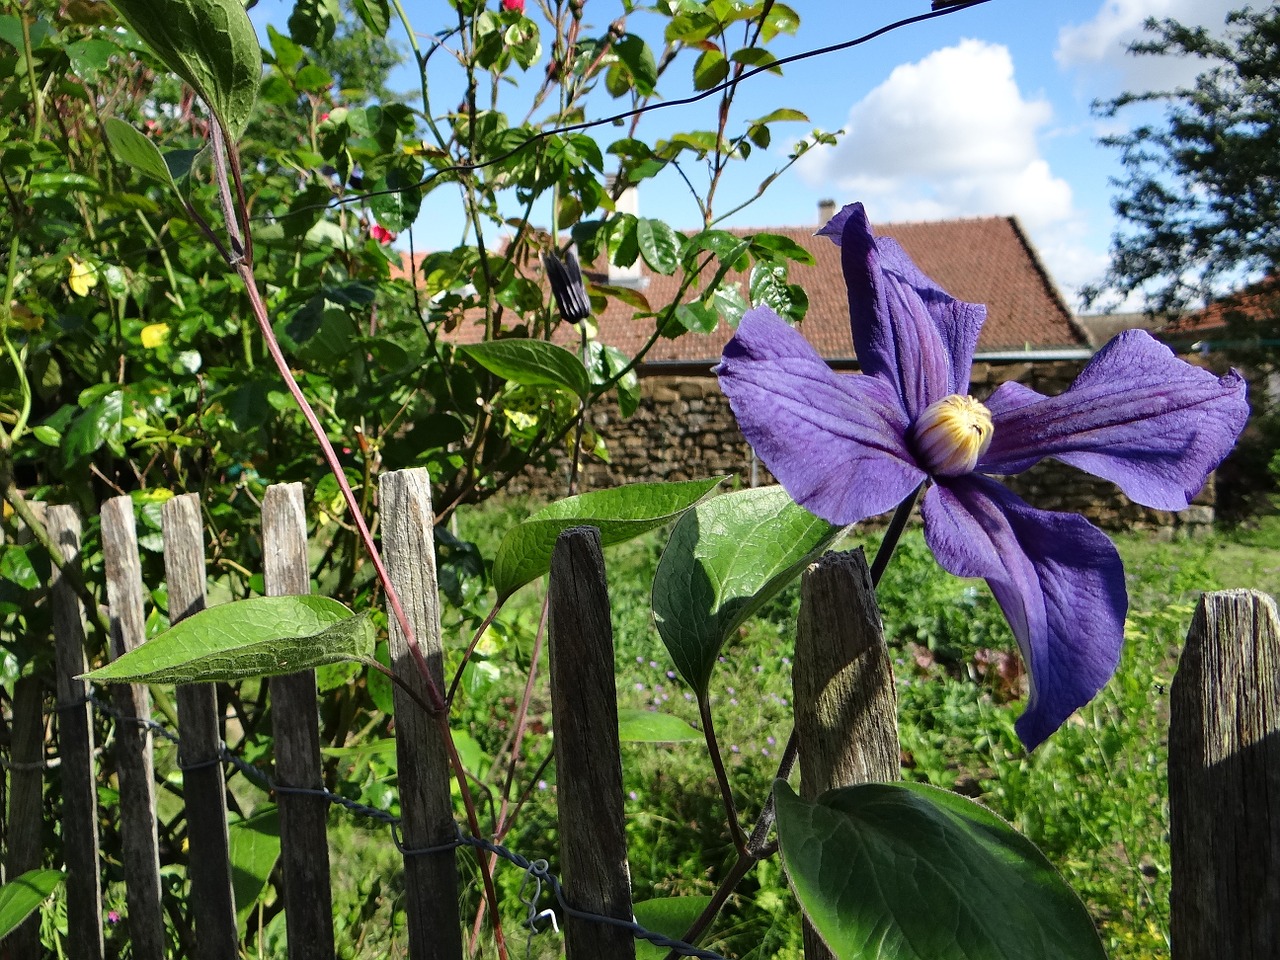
[911,394,994,476]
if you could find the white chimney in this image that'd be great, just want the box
[818,198,837,227]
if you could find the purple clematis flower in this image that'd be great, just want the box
[716,202,1249,749]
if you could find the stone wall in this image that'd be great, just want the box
[508,361,1216,536]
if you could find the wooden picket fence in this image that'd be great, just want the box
[3,466,1279,959]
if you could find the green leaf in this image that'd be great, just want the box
[62,388,123,466]
[636,218,680,275]
[618,708,700,743]
[633,896,713,960]
[349,0,390,34]
[760,2,800,42]
[0,870,64,939]
[108,0,262,137]
[753,107,809,125]
[0,545,40,591]
[672,301,718,335]
[104,118,180,194]
[750,232,815,265]
[32,425,61,447]
[731,47,779,72]
[289,0,341,46]
[228,807,281,933]
[652,487,840,696]
[458,340,590,399]
[492,478,726,601]
[709,284,749,327]
[613,34,657,95]
[693,48,729,91]
[82,596,372,684]
[774,781,1107,960]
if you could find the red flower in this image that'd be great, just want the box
[370,224,395,245]
[501,0,524,12]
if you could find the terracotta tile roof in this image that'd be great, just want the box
[1160,276,1280,340]
[400,214,1088,367]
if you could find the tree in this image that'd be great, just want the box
[1087,6,1280,518]
[1087,6,1280,314]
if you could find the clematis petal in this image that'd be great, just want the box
[921,475,1126,750]
[716,307,925,524]
[819,203,987,411]
[980,330,1249,510]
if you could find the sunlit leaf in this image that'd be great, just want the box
[82,595,372,684]
[104,118,180,195]
[652,486,840,696]
[636,218,680,275]
[0,870,64,939]
[775,780,1107,960]
[618,708,700,743]
[492,478,725,601]
[108,0,262,137]
[459,339,590,398]
[633,896,713,960]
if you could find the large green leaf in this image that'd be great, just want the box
[652,486,839,697]
[82,596,372,684]
[0,870,64,938]
[107,0,261,137]
[774,781,1107,960]
[618,708,700,743]
[633,896,712,960]
[492,478,725,601]
[458,340,590,399]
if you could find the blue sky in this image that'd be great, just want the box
[258,0,1245,310]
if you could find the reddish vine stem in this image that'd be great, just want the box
[203,117,509,959]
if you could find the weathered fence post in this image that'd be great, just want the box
[262,483,335,960]
[1170,589,1280,960]
[162,494,238,959]
[379,469,462,960]
[792,548,900,960]
[101,496,166,960]
[547,526,635,960]
[5,508,49,959]
[5,676,45,957]
[48,505,105,960]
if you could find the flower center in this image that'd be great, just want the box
[911,394,994,476]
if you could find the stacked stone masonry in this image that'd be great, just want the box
[508,361,1216,536]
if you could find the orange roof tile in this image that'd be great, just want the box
[400,214,1088,368]
[1161,276,1280,339]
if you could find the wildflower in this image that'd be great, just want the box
[501,0,525,12]
[715,202,1249,749]
[140,323,170,349]
[67,257,98,296]
[542,250,591,324]
[370,223,395,245]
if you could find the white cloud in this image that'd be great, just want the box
[1056,0,1240,89]
[796,39,1096,296]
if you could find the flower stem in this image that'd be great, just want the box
[869,482,925,586]
[673,484,926,954]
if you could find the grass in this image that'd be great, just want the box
[312,500,1280,960]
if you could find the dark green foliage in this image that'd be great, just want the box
[1089,6,1280,313]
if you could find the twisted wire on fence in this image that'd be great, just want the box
[69,691,729,960]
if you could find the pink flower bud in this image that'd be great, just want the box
[370,224,395,245]
[501,0,524,12]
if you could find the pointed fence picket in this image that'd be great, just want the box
[6,471,1280,958]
